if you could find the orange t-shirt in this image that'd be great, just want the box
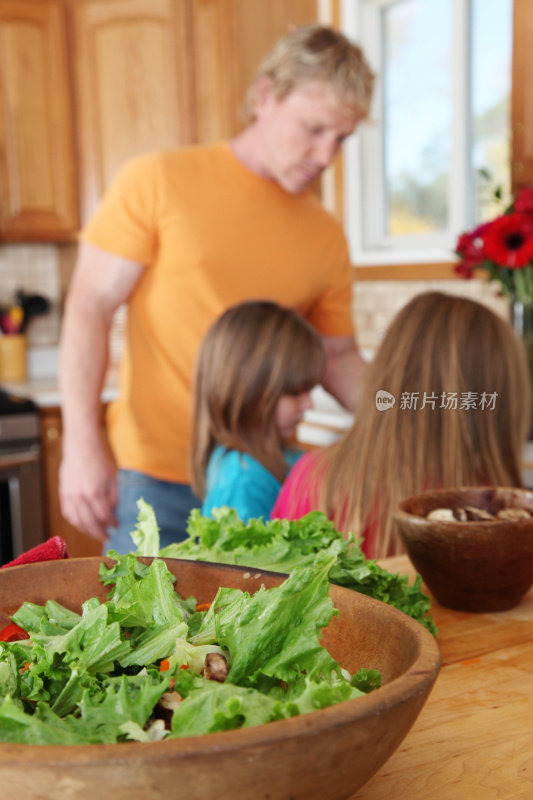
[81,143,355,483]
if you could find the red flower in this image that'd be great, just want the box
[453,260,476,279]
[514,186,533,215]
[454,223,490,278]
[455,223,488,263]
[481,212,533,269]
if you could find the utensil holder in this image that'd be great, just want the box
[0,334,27,381]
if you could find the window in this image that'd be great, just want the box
[341,0,513,265]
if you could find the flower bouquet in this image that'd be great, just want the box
[455,185,533,435]
[454,185,533,302]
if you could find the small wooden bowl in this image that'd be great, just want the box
[395,486,533,612]
[0,557,440,800]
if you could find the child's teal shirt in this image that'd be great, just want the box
[201,445,302,522]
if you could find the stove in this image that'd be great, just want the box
[0,389,46,564]
[0,388,36,415]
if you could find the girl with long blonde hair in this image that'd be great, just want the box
[190,300,326,522]
[273,292,531,557]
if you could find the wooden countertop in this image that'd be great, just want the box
[1,369,120,409]
[351,555,533,799]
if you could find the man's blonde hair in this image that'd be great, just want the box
[243,23,375,123]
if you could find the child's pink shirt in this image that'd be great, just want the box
[271,450,377,558]
[271,450,319,520]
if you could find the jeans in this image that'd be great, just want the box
[105,469,199,554]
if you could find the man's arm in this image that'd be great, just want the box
[58,241,145,541]
[321,335,367,412]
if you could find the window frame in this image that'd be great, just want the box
[340,0,503,267]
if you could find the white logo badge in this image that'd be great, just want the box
[375,390,396,411]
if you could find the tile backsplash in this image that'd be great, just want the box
[0,242,512,367]
[0,244,61,345]
[0,243,125,365]
[353,277,510,353]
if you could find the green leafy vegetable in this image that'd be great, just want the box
[0,544,373,745]
[192,552,339,686]
[158,506,437,635]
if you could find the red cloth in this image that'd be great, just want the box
[1,537,70,569]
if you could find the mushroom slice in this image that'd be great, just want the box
[159,690,183,711]
[426,508,457,522]
[496,507,531,521]
[201,652,229,682]
[464,506,495,521]
[144,718,168,741]
[154,690,183,728]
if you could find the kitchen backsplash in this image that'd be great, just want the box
[352,276,509,353]
[0,242,511,365]
[0,244,61,345]
[0,243,125,364]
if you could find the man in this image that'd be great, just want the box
[59,23,375,551]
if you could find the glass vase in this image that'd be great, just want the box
[510,299,533,438]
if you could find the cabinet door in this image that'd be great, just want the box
[69,0,195,225]
[189,0,319,142]
[511,0,533,193]
[71,0,320,224]
[0,0,79,241]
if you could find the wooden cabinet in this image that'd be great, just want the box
[0,0,320,238]
[68,0,196,224]
[2,0,531,240]
[187,0,318,144]
[511,0,533,193]
[70,0,318,224]
[0,0,79,241]
[40,407,103,558]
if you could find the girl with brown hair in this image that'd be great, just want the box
[190,300,326,522]
[273,291,531,557]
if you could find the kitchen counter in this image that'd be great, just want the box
[0,347,120,408]
[0,344,354,438]
[0,354,349,443]
[1,373,119,408]
[352,554,533,799]
[5,348,533,473]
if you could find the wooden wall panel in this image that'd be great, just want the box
[511,0,533,193]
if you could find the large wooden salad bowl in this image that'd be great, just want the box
[0,557,441,800]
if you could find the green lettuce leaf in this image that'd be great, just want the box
[129,498,161,557]
[75,673,170,742]
[168,671,364,739]
[0,534,381,745]
[158,507,437,635]
[0,695,90,745]
[29,599,131,675]
[0,647,18,699]
[100,554,189,628]
[162,508,348,573]
[192,552,338,686]
[118,620,188,668]
[169,676,283,736]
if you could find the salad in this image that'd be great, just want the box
[132,501,437,635]
[0,549,380,745]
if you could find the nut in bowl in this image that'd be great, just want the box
[394,486,533,613]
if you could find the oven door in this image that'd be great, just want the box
[0,447,46,564]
